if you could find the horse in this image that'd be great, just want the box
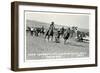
[45,27,54,41]
[76,30,89,42]
[35,27,45,36]
[40,26,45,35]
[59,27,65,37]
[63,28,70,44]
[26,26,31,32]
[70,26,78,38]
[26,27,34,36]
[28,27,40,37]
[55,29,61,43]
[33,27,41,36]
[44,22,55,41]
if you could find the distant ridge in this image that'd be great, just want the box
[26,20,68,28]
[26,20,49,28]
[26,20,89,32]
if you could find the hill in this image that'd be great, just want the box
[26,20,68,28]
[26,20,89,32]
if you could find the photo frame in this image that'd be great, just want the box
[11,1,98,71]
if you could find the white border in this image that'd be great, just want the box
[18,5,96,68]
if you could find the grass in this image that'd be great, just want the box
[26,32,89,60]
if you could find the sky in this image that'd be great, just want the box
[25,11,89,29]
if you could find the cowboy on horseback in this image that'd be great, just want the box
[48,22,55,34]
[45,22,55,41]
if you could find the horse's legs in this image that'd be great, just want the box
[44,34,46,39]
[51,35,53,41]
[44,30,48,39]
[31,31,33,36]
[64,39,66,44]
[47,35,50,41]
[44,32,48,39]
